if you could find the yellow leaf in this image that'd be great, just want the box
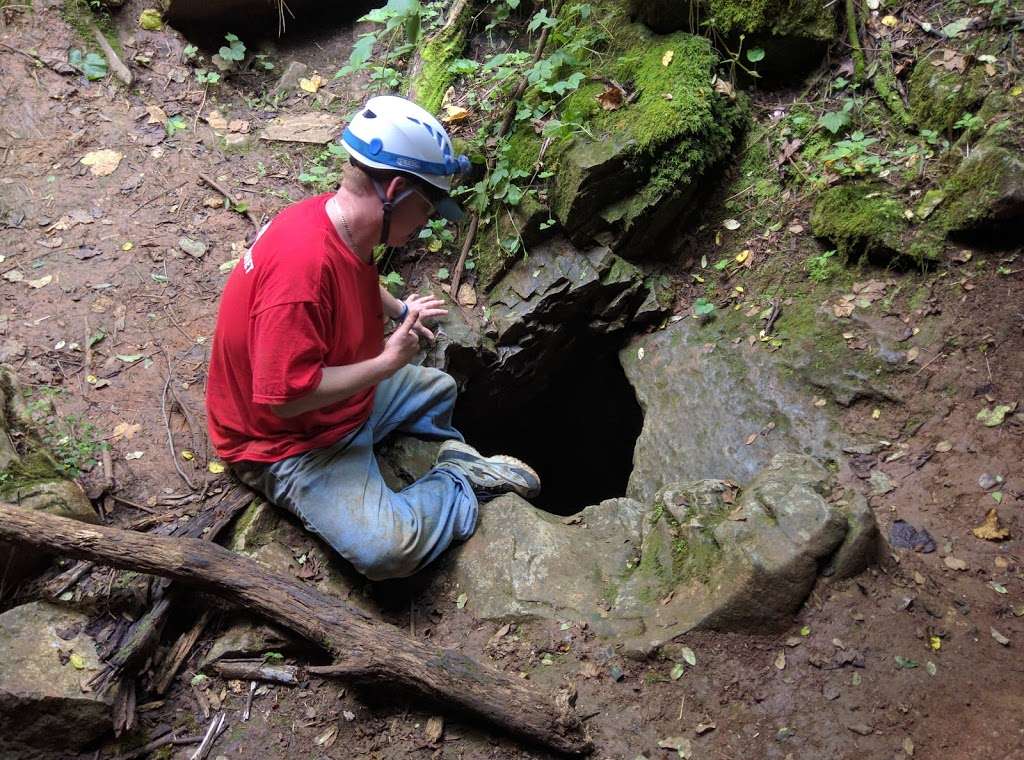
[181,450,195,461]
[734,285,744,294]
[735,249,750,264]
[442,105,471,123]
[662,50,674,67]
[112,421,141,440]
[86,374,98,384]
[122,242,134,251]
[1011,85,1023,97]
[929,635,941,651]
[69,652,87,670]
[871,408,881,419]
[299,74,323,93]
[972,508,1010,541]
[81,149,123,177]
[881,14,898,27]
[208,461,226,474]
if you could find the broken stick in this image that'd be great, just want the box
[0,503,591,756]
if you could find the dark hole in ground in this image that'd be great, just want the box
[454,344,643,516]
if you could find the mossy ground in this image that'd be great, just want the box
[61,0,123,58]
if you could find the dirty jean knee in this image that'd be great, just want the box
[235,365,477,580]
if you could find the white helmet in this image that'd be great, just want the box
[341,95,470,222]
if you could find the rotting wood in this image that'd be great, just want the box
[152,609,213,694]
[211,659,303,686]
[87,19,132,86]
[0,502,592,756]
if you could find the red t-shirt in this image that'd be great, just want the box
[206,193,384,463]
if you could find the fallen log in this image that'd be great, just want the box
[0,503,592,756]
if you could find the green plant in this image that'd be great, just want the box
[182,43,198,63]
[953,111,983,131]
[195,69,221,86]
[418,218,455,252]
[297,143,346,192]
[334,0,438,89]
[821,130,884,176]
[164,115,188,136]
[68,48,107,80]
[805,249,842,282]
[218,33,246,65]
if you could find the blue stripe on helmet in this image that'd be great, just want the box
[343,128,462,176]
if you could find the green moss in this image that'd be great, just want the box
[809,183,908,261]
[706,0,837,39]
[61,0,123,58]
[908,54,987,132]
[409,7,471,113]
[936,139,1021,233]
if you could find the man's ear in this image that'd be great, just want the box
[385,175,407,200]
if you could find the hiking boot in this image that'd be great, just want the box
[436,441,541,500]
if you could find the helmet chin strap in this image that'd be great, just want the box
[371,178,419,248]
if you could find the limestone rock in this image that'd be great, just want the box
[0,601,113,752]
[621,318,840,504]
[909,54,987,133]
[377,436,442,492]
[824,490,880,579]
[205,500,376,664]
[446,235,664,416]
[628,0,837,80]
[271,60,310,97]
[448,455,878,654]
[940,139,1024,239]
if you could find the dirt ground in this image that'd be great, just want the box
[1,1,1022,758]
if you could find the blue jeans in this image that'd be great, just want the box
[235,365,478,580]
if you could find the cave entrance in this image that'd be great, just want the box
[453,343,643,516]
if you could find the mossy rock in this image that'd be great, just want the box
[937,138,1024,240]
[908,54,987,133]
[627,0,837,81]
[809,182,944,264]
[407,1,473,113]
[548,28,744,261]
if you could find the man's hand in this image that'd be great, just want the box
[402,293,447,341]
[381,306,424,373]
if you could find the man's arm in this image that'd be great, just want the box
[379,285,404,320]
[270,306,424,418]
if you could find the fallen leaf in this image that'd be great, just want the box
[991,627,1010,646]
[181,450,195,461]
[712,78,734,99]
[2,270,24,283]
[456,592,468,609]
[207,110,229,131]
[972,508,1010,541]
[774,651,786,670]
[662,50,674,67]
[112,421,140,440]
[69,247,101,260]
[457,282,477,307]
[744,432,758,446]
[27,274,53,288]
[894,655,918,669]
[145,104,168,124]
[735,249,750,264]
[657,736,691,758]
[929,635,941,651]
[904,737,916,756]
[976,403,1016,427]
[442,104,471,122]
[943,556,968,571]
[681,646,696,666]
[989,581,1007,594]
[115,353,143,363]
[925,661,937,676]
[881,14,899,27]
[299,74,324,93]
[934,440,952,453]
[722,218,740,230]
[125,451,145,461]
[81,149,123,176]
[425,716,444,744]
[695,721,716,735]
[208,461,226,474]
[670,663,685,680]
[69,652,87,669]
[906,347,920,363]
[596,84,623,111]
[314,725,338,747]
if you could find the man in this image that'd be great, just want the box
[206,95,540,581]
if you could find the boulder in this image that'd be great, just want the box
[628,0,838,81]
[448,454,879,654]
[620,317,841,504]
[0,367,99,597]
[908,54,987,133]
[436,235,665,415]
[939,138,1024,240]
[204,500,376,665]
[0,601,113,753]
